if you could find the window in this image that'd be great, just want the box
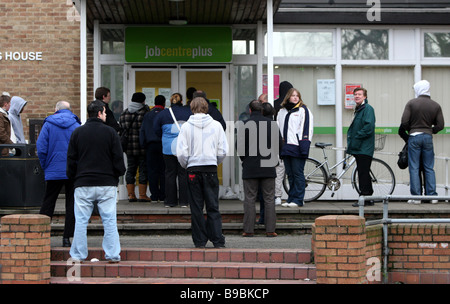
[101,28,125,55]
[268,31,333,57]
[233,28,256,55]
[101,65,124,121]
[342,29,388,60]
[424,32,450,58]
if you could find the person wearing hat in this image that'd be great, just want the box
[119,92,151,202]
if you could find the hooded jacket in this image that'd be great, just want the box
[36,109,81,180]
[9,96,27,143]
[401,80,444,135]
[119,101,150,156]
[176,113,228,169]
[274,81,293,119]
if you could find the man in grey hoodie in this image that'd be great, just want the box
[9,96,27,143]
[401,80,445,204]
[176,97,228,248]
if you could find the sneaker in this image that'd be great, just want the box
[288,202,298,208]
[281,202,289,207]
[275,197,282,205]
[407,200,421,204]
[431,200,438,204]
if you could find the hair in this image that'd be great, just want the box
[353,87,367,98]
[154,95,166,107]
[94,87,110,100]
[190,97,209,114]
[0,95,11,107]
[262,102,275,117]
[249,99,263,112]
[186,87,197,101]
[280,88,303,108]
[170,93,183,105]
[193,90,207,99]
[55,101,70,111]
[87,100,105,118]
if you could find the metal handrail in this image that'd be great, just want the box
[357,195,450,284]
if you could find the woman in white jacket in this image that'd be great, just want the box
[176,97,228,248]
[277,88,313,207]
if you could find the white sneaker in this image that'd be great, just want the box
[275,197,282,205]
[407,200,421,204]
[281,202,289,207]
[288,202,298,208]
[431,200,438,204]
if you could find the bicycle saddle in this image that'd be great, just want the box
[315,142,332,149]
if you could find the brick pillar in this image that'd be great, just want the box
[313,215,366,284]
[0,214,51,284]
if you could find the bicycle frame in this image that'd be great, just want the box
[310,148,356,181]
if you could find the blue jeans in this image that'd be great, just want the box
[283,156,306,206]
[70,186,121,261]
[408,133,437,196]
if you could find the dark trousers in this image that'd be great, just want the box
[163,155,188,206]
[39,179,75,239]
[125,154,147,185]
[243,178,276,234]
[146,142,165,201]
[186,170,225,247]
[354,154,374,196]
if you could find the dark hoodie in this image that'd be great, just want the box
[274,81,293,119]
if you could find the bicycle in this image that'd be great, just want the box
[282,135,396,202]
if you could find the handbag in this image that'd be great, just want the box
[397,143,408,169]
[120,113,138,151]
[298,105,311,158]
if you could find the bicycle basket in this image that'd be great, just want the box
[374,134,386,151]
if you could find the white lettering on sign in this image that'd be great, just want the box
[0,52,43,61]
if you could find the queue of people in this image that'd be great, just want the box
[0,78,445,257]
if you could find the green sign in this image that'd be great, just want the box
[125,27,232,63]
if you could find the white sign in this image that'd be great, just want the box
[317,79,335,105]
[0,51,43,61]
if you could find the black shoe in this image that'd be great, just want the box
[214,244,226,248]
[62,238,71,247]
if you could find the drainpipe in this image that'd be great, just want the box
[80,0,87,123]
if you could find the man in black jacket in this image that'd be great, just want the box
[237,100,282,237]
[67,101,126,263]
[94,87,120,132]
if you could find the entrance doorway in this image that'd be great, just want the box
[120,65,232,200]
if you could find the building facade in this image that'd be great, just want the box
[1,0,449,199]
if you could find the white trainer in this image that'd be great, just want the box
[275,197,282,205]
[288,202,298,208]
[281,202,289,207]
[431,200,438,204]
[407,200,421,204]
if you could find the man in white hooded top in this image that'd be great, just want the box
[9,96,27,143]
[400,80,444,204]
[176,97,228,248]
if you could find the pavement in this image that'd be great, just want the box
[48,197,450,250]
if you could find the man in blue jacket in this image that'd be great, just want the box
[37,101,81,247]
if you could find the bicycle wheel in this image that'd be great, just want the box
[352,158,395,196]
[283,158,328,202]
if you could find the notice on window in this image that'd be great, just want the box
[142,88,155,106]
[345,84,362,109]
[317,79,335,105]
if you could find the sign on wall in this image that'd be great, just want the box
[345,84,362,109]
[125,27,232,63]
[317,79,335,105]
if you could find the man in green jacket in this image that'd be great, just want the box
[347,88,376,207]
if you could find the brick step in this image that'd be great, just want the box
[51,247,313,264]
[51,260,316,281]
[50,276,314,284]
[50,247,316,284]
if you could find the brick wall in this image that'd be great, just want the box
[312,216,450,284]
[0,214,51,284]
[0,0,94,141]
[388,224,450,284]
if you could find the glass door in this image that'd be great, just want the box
[179,66,231,187]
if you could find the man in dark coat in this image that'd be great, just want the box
[94,87,120,132]
[237,100,282,237]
